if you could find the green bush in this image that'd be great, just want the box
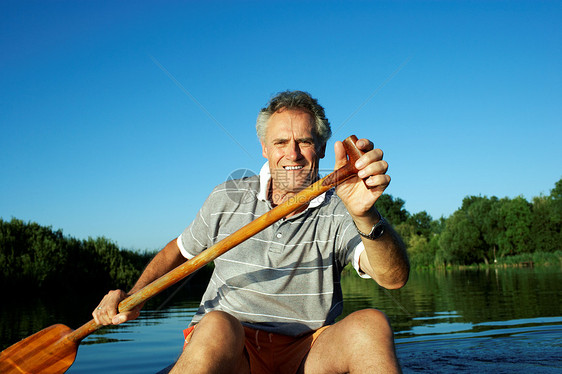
[0,218,154,294]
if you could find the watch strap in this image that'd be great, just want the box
[354,216,386,240]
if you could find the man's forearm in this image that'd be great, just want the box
[129,238,187,294]
[354,212,410,289]
[363,224,409,289]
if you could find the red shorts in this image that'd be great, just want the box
[183,324,330,374]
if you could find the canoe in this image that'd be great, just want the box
[156,363,174,373]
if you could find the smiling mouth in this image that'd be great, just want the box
[284,166,304,170]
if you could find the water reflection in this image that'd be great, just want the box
[341,267,562,372]
[340,266,562,338]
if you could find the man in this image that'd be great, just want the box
[94,90,409,373]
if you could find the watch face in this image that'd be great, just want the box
[369,217,386,240]
[372,224,385,239]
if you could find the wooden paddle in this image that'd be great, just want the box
[0,135,365,373]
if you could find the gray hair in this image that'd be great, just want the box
[256,90,332,147]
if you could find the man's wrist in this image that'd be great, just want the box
[353,215,387,240]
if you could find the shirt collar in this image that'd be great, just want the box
[257,162,327,208]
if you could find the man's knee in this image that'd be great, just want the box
[178,312,249,373]
[196,311,245,344]
[199,311,243,329]
[344,309,394,343]
[342,309,400,371]
[302,309,399,373]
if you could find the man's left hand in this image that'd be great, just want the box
[333,138,390,218]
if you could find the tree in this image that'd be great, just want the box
[0,218,149,294]
[531,195,558,252]
[496,196,533,256]
[406,211,434,239]
[549,177,562,244]
[0,218,69,288]
[376,194,409,226]
[438,209,486,265]
[461,196,502,262]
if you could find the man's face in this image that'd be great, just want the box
[261,108,326,198]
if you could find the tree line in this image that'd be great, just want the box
[0,218,155,294]
[376,177,562,268]
[1,177,560,295]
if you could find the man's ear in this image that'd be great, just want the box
[261,141,268,158]
[317,143,326,159]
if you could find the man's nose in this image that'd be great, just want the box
[286,142,301,161]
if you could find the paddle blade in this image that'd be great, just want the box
[0,324,78,374]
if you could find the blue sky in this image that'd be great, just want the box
[1,1,560,251]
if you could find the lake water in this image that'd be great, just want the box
[2,267,561,373]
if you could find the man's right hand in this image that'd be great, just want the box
[92,289,142,325]
[92,238,185,326]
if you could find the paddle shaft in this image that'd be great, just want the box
[66,135,364,342]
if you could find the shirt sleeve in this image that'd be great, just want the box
[352,242,371,279]
[177,189,217,259]
[177,235,194,260]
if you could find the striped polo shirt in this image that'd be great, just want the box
[178,163,366,336]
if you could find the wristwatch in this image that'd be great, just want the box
[354,217,387,240]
